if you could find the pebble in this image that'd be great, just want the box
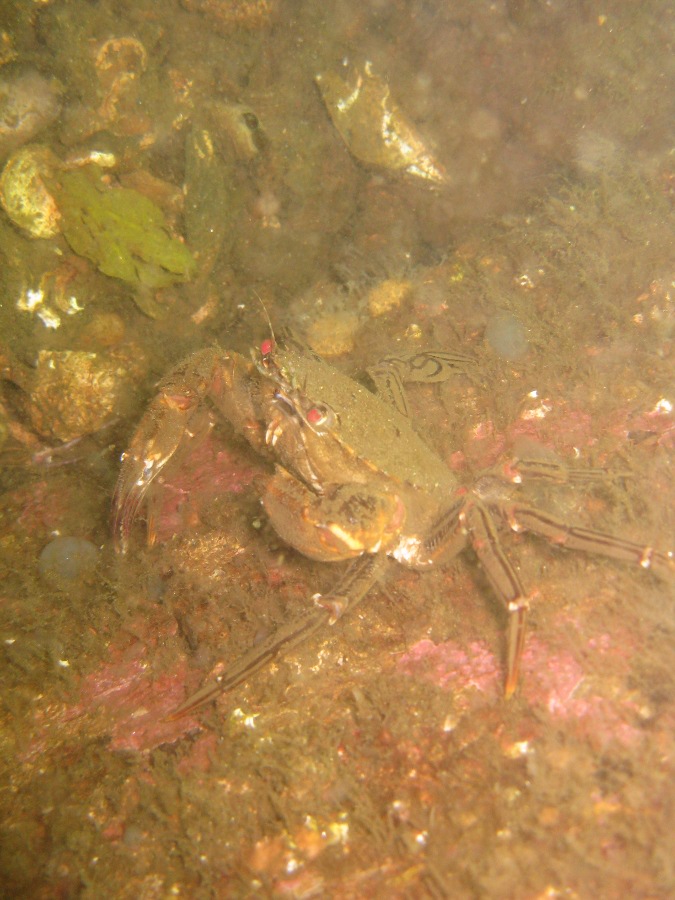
[485,312,530,360]
[367,278,412,317]
[0,68,62,160]
[0,144,61,237]
[81,312,126,349]
[305,312,360,357]
[38,536,99,587]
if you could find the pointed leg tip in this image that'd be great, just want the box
[504,670,520,700]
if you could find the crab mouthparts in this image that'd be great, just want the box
[265,417,285,447]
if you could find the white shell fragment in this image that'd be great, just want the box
[316,61,448,186]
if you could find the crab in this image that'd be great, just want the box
[113,334,674,717]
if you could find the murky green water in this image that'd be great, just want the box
[1,1,674,896]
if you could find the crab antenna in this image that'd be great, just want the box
[252,290,276,347]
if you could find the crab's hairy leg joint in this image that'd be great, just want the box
[422,496,466,562]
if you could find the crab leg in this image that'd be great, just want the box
[500,456,632,485]
[422,496,467,561]
[492,502,675,578]
[168,553,387,719]
[422,496,530,698]
[460,501,530,699]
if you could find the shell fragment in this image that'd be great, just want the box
[316,61,447,186]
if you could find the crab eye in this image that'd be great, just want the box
[306,403,336,431]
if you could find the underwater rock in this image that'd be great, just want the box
[367,278,413,317]
[305,311,360,357]
[0,68,62,161]
[180,0,276,33]
[0,144,62,237]
[485,312,530,360]
[28,349,132,442]
[80,311,126,349]
[38,536,99,587]
[316,61,448,185]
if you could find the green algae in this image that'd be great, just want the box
[50,168,196,290]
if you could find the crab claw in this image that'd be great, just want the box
[112,350,232,553]
[263,466,405,563]
[113,386,214,552]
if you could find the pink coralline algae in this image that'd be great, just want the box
[397,632,647,748]
[152,434,260,544]
[396,638,501,700]
[68,617,204,752]
[520,635,646,748]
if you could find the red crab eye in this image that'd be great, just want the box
[260,338,274,357]
[306,404,336,430]
[306,406,324,426]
